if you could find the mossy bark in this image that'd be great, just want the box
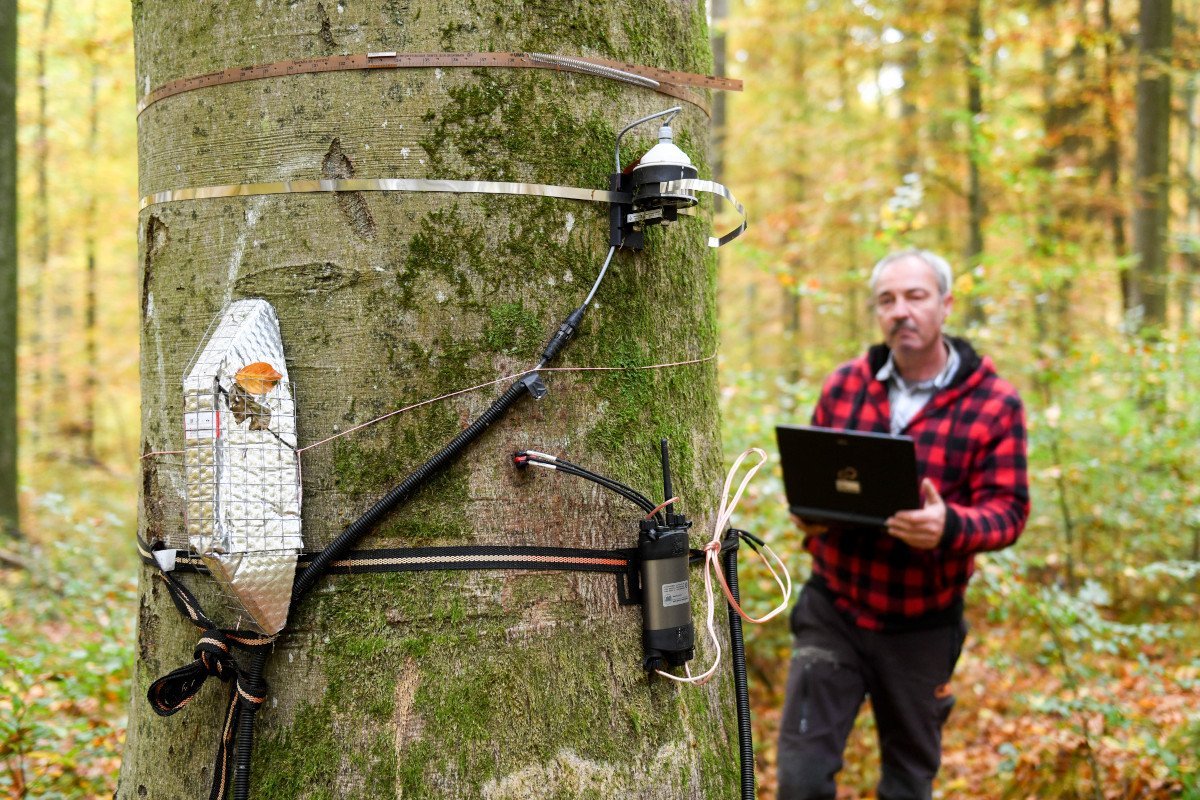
[119,2,736,798]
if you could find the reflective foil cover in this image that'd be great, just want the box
[183,299,301,634]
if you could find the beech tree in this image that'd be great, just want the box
[1132,0,1173,329]
[0,0,16,539]
[117,1,740,798]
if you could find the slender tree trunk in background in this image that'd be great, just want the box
[1183,74,1199,329]
[1133,0,1173,331]
[711,0,728,185]
[964,0,986,326]
[785,33,807,385]
[785,283,803,383]
[0,0,18,538]
[1100,0,1132,309]
[897,37,920,180]
[744,283,758,358]
[838,43,864,344]
[82,0,100,463]
[29,0,52,453]
[118,3,737,798]
[1032,2,1088,350]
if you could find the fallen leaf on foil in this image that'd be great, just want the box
[227,384,272,431]
[235,362,282,395]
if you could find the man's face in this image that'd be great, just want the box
[873,256,952,355]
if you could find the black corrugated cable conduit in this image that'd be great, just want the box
[229,261,616,800]
[724,531,756,800]
[231,374,537,800]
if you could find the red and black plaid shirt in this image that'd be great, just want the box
[805,336,1029,631]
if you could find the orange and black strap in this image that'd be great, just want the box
[138,538,638,576]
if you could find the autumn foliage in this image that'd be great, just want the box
[3,0,1200,797]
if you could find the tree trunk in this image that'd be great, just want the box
[118,3,738,799]
[29,0,52,452]
[82,0,100,463]
[1133,0,1174,330]
[896,36,921,180]
[0,0,17,537]
[711,0,728,185]
[1183,73,1199,328]
[1101,0,1132,310]
[964,0,986,326]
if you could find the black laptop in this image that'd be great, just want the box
[776,424,921,527]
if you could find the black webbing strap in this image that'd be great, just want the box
[140,533,741,798]
[145,572,274,800]
[136,537,731,577]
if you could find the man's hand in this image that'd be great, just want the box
[886,479,946,550]
[790,513,830,538]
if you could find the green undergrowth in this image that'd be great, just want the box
[1,461,138,798]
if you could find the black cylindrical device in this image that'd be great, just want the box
[638,519,694,671]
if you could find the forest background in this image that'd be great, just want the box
[1,0,1198,798]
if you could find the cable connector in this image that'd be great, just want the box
[519,372,548,400]
[540,306,586,366]
[512,452,530,469]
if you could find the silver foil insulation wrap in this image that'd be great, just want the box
[183,299,302,635]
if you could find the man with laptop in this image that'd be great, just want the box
[775,250,1029,800]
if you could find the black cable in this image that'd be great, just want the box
[518,451,662,520]
[552,463,658,515]
[295,376,535,599]
[552,462,657,520]
[552,455,658,511]
[723,531,756,800]
[229,245,621,798]
[536,246,616,369]
[233,374,536,800]
[525,450,667,520]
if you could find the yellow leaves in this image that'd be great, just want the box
[235,362,282,395]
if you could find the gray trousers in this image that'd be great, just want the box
[776,586,967,800]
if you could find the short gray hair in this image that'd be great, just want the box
[868,250,953,295]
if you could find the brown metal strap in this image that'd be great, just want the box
[137,51,740,116]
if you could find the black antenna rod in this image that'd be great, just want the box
[660,438,674,522]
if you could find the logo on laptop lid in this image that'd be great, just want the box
[835,465,864,496]
[835,467,861,495]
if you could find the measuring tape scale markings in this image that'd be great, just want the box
[137,51,741,116]
[138,177,748,248]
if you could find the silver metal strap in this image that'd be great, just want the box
[667,179,748,247]
[140,177,746,247]
[140,178,628,209]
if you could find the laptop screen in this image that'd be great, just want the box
[775,424,921,528]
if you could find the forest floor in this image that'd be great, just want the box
[749,589,1200,799]
[1,460,1198,798]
